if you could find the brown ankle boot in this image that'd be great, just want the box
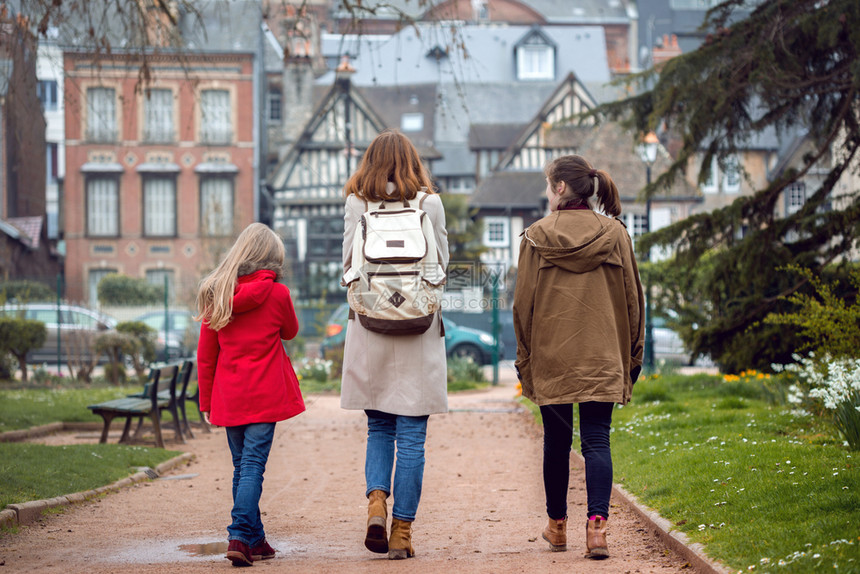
[541,516,567,552]
[585,516,609,559]
[365,490,389,553]
[388,518,415,560]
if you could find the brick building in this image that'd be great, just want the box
[62,48,257,305]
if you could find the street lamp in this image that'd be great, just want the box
[637,131,659,372]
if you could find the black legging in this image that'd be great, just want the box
[540,402,614,520]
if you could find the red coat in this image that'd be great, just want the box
[197,270,305,426]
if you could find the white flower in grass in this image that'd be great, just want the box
[760,558,770,565]
[698,524,706,531]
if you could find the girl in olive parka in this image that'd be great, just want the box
[513,154,644,560]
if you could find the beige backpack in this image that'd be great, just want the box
[342,191,446,335]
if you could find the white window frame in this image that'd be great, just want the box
[89,268,117,307]
[401,112,424,132]
[516,44,554,81]
[144,88,174,142]
[722,155,741,193]
[86,176,119,237]
[447,176,475,194]
[267,88,282,122]
[86,87,117,142]
[200,89,232,144]
[483,217,510,248]
[701,156,718,194]
[143,176,177,237]
[786,182,807,215]
[38,80,58,111]
[200,177,234,236]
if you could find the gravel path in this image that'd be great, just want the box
[1,370,698,573]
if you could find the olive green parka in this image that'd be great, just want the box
[513,209,644,406]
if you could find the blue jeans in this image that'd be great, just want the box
[365,410,429,522]
[225,422,275,546]
[540,402,614,520]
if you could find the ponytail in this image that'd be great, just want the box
[593,170,621,217]
[546,155,621,217]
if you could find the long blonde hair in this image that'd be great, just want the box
[195,223,285,331]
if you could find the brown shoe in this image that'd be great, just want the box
[251,538,276,561]
[365,490,389,554]
[585,516,609,559]
[388,518,415,560]
[542,516,567,552]
[226,539,253,567]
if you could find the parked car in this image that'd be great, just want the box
[0,303,117,364]
[131,309,197,361]
[320,303,504,365]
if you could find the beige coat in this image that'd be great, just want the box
[513,210,644,406]
[340,191,450,416]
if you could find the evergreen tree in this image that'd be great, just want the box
[591,0,860,372]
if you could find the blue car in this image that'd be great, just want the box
[320,303,503,365]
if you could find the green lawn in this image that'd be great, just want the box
[0,442,179,509]
[0,385,142,433]
[524,373,860,573]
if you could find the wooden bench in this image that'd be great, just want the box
[87,363,180,448]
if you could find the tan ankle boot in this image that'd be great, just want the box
[365,490,388,553]
[585,516,609,559]
[541,516,567,551]
[388,518,415,560]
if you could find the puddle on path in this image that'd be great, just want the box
[179,541,228,557]
[105,537,298,564]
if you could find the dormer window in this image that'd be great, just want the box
[515,28,555,81]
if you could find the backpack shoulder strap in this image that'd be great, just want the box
[417,191,429,210]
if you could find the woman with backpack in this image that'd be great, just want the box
[340,129,449,560]
[513,154,644,559]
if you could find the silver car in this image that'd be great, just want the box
[0,303,117,364]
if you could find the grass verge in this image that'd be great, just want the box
[521,373,859,573]
[0,385,142,432]
[0,442,180,509]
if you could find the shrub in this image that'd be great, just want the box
[94,331,138,385]
[447,356,485,384]
[0,318,47,383]
[97,274,163,305]
[116,321,156,378]
[296,357,332,382]
[0,280,54,303]
[0,352,13,380]
[323,345,344,380]
[765,265,860,360]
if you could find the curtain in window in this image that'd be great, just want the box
[87,87,116,141]
[145,89,174,141]
[201,90,231,143]
[144,177,176,236]
[87,177,118,236]
[201,178,233,236]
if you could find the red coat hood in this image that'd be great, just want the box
[234,270,276,313]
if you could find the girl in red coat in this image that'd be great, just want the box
[195,222,305,567]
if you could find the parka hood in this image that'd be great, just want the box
[523,210,624,273]
[233,269,277,313]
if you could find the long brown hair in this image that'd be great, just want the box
[343,129,435,202]
[545,154,621,217]
[194,223,285,331]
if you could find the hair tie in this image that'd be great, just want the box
[588,169,599,195]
